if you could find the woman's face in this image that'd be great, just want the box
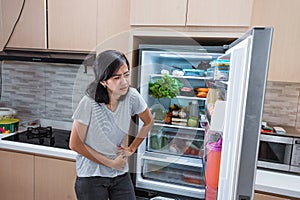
[103,64,130,98]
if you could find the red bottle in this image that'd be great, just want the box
[205,138,222,199]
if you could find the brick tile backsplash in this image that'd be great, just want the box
[0,61,93,123]
[262,81,300,129]
[1,61,300,130]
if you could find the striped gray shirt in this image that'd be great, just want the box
[72,87,147,177]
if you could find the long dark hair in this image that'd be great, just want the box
[86,50,130,104]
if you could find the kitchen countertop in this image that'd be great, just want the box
[0,135,77,160]
[264,125,300,138]
[255,169,300,198]
[0,119,76,160]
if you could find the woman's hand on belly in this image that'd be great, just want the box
[117,146,134,157]
[109,152,127,170]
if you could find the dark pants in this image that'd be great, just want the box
[75,173,136,200]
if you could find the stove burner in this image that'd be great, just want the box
[26,126,55,146]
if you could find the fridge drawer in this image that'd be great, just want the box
[148,127,204,158]
[142,159,205,188]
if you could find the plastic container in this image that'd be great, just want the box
[187,101,199,127]
[206,67,214,77]
[210,60,230,67]
[182,69,205,77]
[205,138,222,189]
[214,66,229,81]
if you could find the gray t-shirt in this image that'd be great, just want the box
[72,87,147,177]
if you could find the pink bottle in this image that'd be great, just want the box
[205,138,222,199]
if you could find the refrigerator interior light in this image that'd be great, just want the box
[159,53,213,59]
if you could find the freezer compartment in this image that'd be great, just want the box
[142,159,205,188]
[148,126,204,158]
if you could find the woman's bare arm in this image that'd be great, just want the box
[121,108,154,156]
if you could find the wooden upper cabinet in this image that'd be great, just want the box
[130,0,187,26]
[48,0,97,51]
[2,0,46,49]
[96,0,130,53]
[186,0,253,26]
[251,0,300,83]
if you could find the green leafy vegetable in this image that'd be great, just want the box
[149,74,183,99]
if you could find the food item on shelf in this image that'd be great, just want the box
[197,61,211,71]
[196,92,207,98]
[182,69,205,77]
[149,74,183,99]
[150,104,166,122]
[195,87,209,93]
[169,143,180,153]
[169,104,179,111]
[206,67,214,78]
[161,69,170,75]
[210,60,230,81]
[164,112,172,124]
[187,101,199,127]
[183,172,203,185]
[171,118,188,126]
[172,70,184,76]
[184,141,201,156]
[178,110,187,118]
[187,117,198,127]
[180,87,195,97]
[210,60,230,67]
[195,87,209,98]
[214,66,229,81]
[167,104,188,126]
[206,88,223,117]
[149,127,163,150]
[200,115,208,128]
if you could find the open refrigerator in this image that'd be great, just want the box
[133,27,273,200]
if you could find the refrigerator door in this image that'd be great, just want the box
[218,28,273,200]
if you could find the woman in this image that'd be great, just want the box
[69,50,154,200]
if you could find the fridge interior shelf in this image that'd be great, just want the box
[153,123,205,131]
[141,151,202,167]
[176,95,206,101]
[142,159,205,188]
[150,74,213,80]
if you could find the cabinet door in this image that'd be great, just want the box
[96,0,130,53]
[254,192,291,200]
[0,150,34,200]
[35,156,76,200]
[187,0,253,26]
[251,0,300,82]
[1,0,46,49]
[48,0,97,51]
[130,0,187,26]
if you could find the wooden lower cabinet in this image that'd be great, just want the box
[0,150,76,200]
[0,150,34,200]
[35,156,77,200]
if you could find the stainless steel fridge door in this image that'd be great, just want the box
[217,27,273,200]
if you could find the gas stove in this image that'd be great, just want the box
[2,125,71,150]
